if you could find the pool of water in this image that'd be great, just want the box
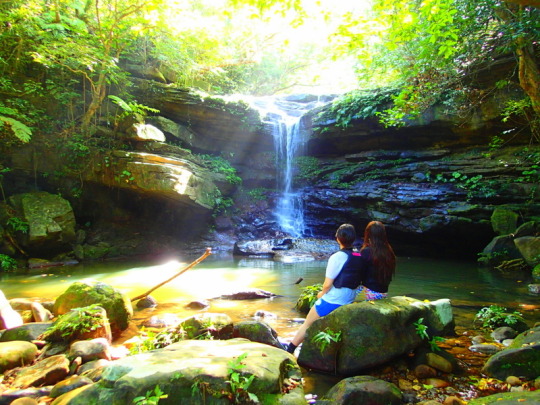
[1,253,538,339]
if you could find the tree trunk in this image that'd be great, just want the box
[516,39,540,116]
[81,73,108,130]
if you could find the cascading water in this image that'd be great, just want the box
[247,96,323,238]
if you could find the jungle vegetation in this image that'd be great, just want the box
[0,0,538,146]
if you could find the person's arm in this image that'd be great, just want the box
[317,277,334,298]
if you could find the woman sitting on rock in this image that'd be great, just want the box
[286,221,396,354]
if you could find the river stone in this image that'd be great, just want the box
[466,390,540,404]
[50,375,94,398]
[0,341,38,372]
[179,312,233,339]
[491,208,519,236]
[8,192,76,254]
[514,221,540,238]
[232,321,282,348]
[52,339,305,405]
[69,338,112,362]
[31,302,53,322]
[44,306,112,343]
[483,326,540,380]
[321,375,402,405]
[0,387,53,405]
[53,281,132,335]
[491,326,518,342]
[11,354,70,389]
[0,322,52,342]
[10,398,39,405]
[514,236,540,266]
[480,235,522,266]
[298,296,454,375]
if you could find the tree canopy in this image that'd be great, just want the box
[0,0,539,143]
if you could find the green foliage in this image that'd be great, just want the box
[133,385,168,405]
[200,155,242,185]
[297,284,322,308]
[226,353,258,404]
[316,88,395,129]
[7,217,29,234]
[0,114,32,143]
[475,305,525,330]
[41,305,105,341]
[108,95,160,121]
[414,317,429,340]
[432,171,497,199]
[247,187,269,201]
[333,0,540,131]
[413,318,444,351]
[0,254,18,273]
[312,328,342,353]
[477,249,510,265]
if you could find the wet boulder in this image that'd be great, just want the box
[233,321,282,349]
[53,339,305,405]
[490,208,519,236]
[298,296,454,375]
[53,281,132,336]
[514,236,540,266]
[0,341,38,373]
[179,312,233,339]
[483,326,540,380]
[11,354,70,389]
[44,306,112,343]
[320,375,402,405]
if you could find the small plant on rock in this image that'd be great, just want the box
[133,385,168,405]
[312,328,342,353]
[475,305,525,330]
[296,284,322,313]
[226,353,258,404]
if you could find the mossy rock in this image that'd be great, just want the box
[533,263,540,280]
[491,208,518,236]
[467,390,540,404]
[42,305,112,343]
[483,326,540,380]
[53,281,132,335]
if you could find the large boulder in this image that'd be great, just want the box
[514,236,540,266]
[320,375,402,405]
[53,281,132,336]
[6,192,76,255]
[490,208,519,236]
[483,326,540,380]
[51,339,305,405]
[298,296,454,375]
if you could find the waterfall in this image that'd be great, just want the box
[247,96,321,237]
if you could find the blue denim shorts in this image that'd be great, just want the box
[314,298,342,317]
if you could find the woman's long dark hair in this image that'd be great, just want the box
[361,221,396,284]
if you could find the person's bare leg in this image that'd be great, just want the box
[291,305,321,347]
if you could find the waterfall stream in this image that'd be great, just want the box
[247,96,323,237]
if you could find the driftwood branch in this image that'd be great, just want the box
[130,247,213,302]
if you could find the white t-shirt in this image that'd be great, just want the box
[322,250,358,305]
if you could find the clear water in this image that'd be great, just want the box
[1,254,538,339]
